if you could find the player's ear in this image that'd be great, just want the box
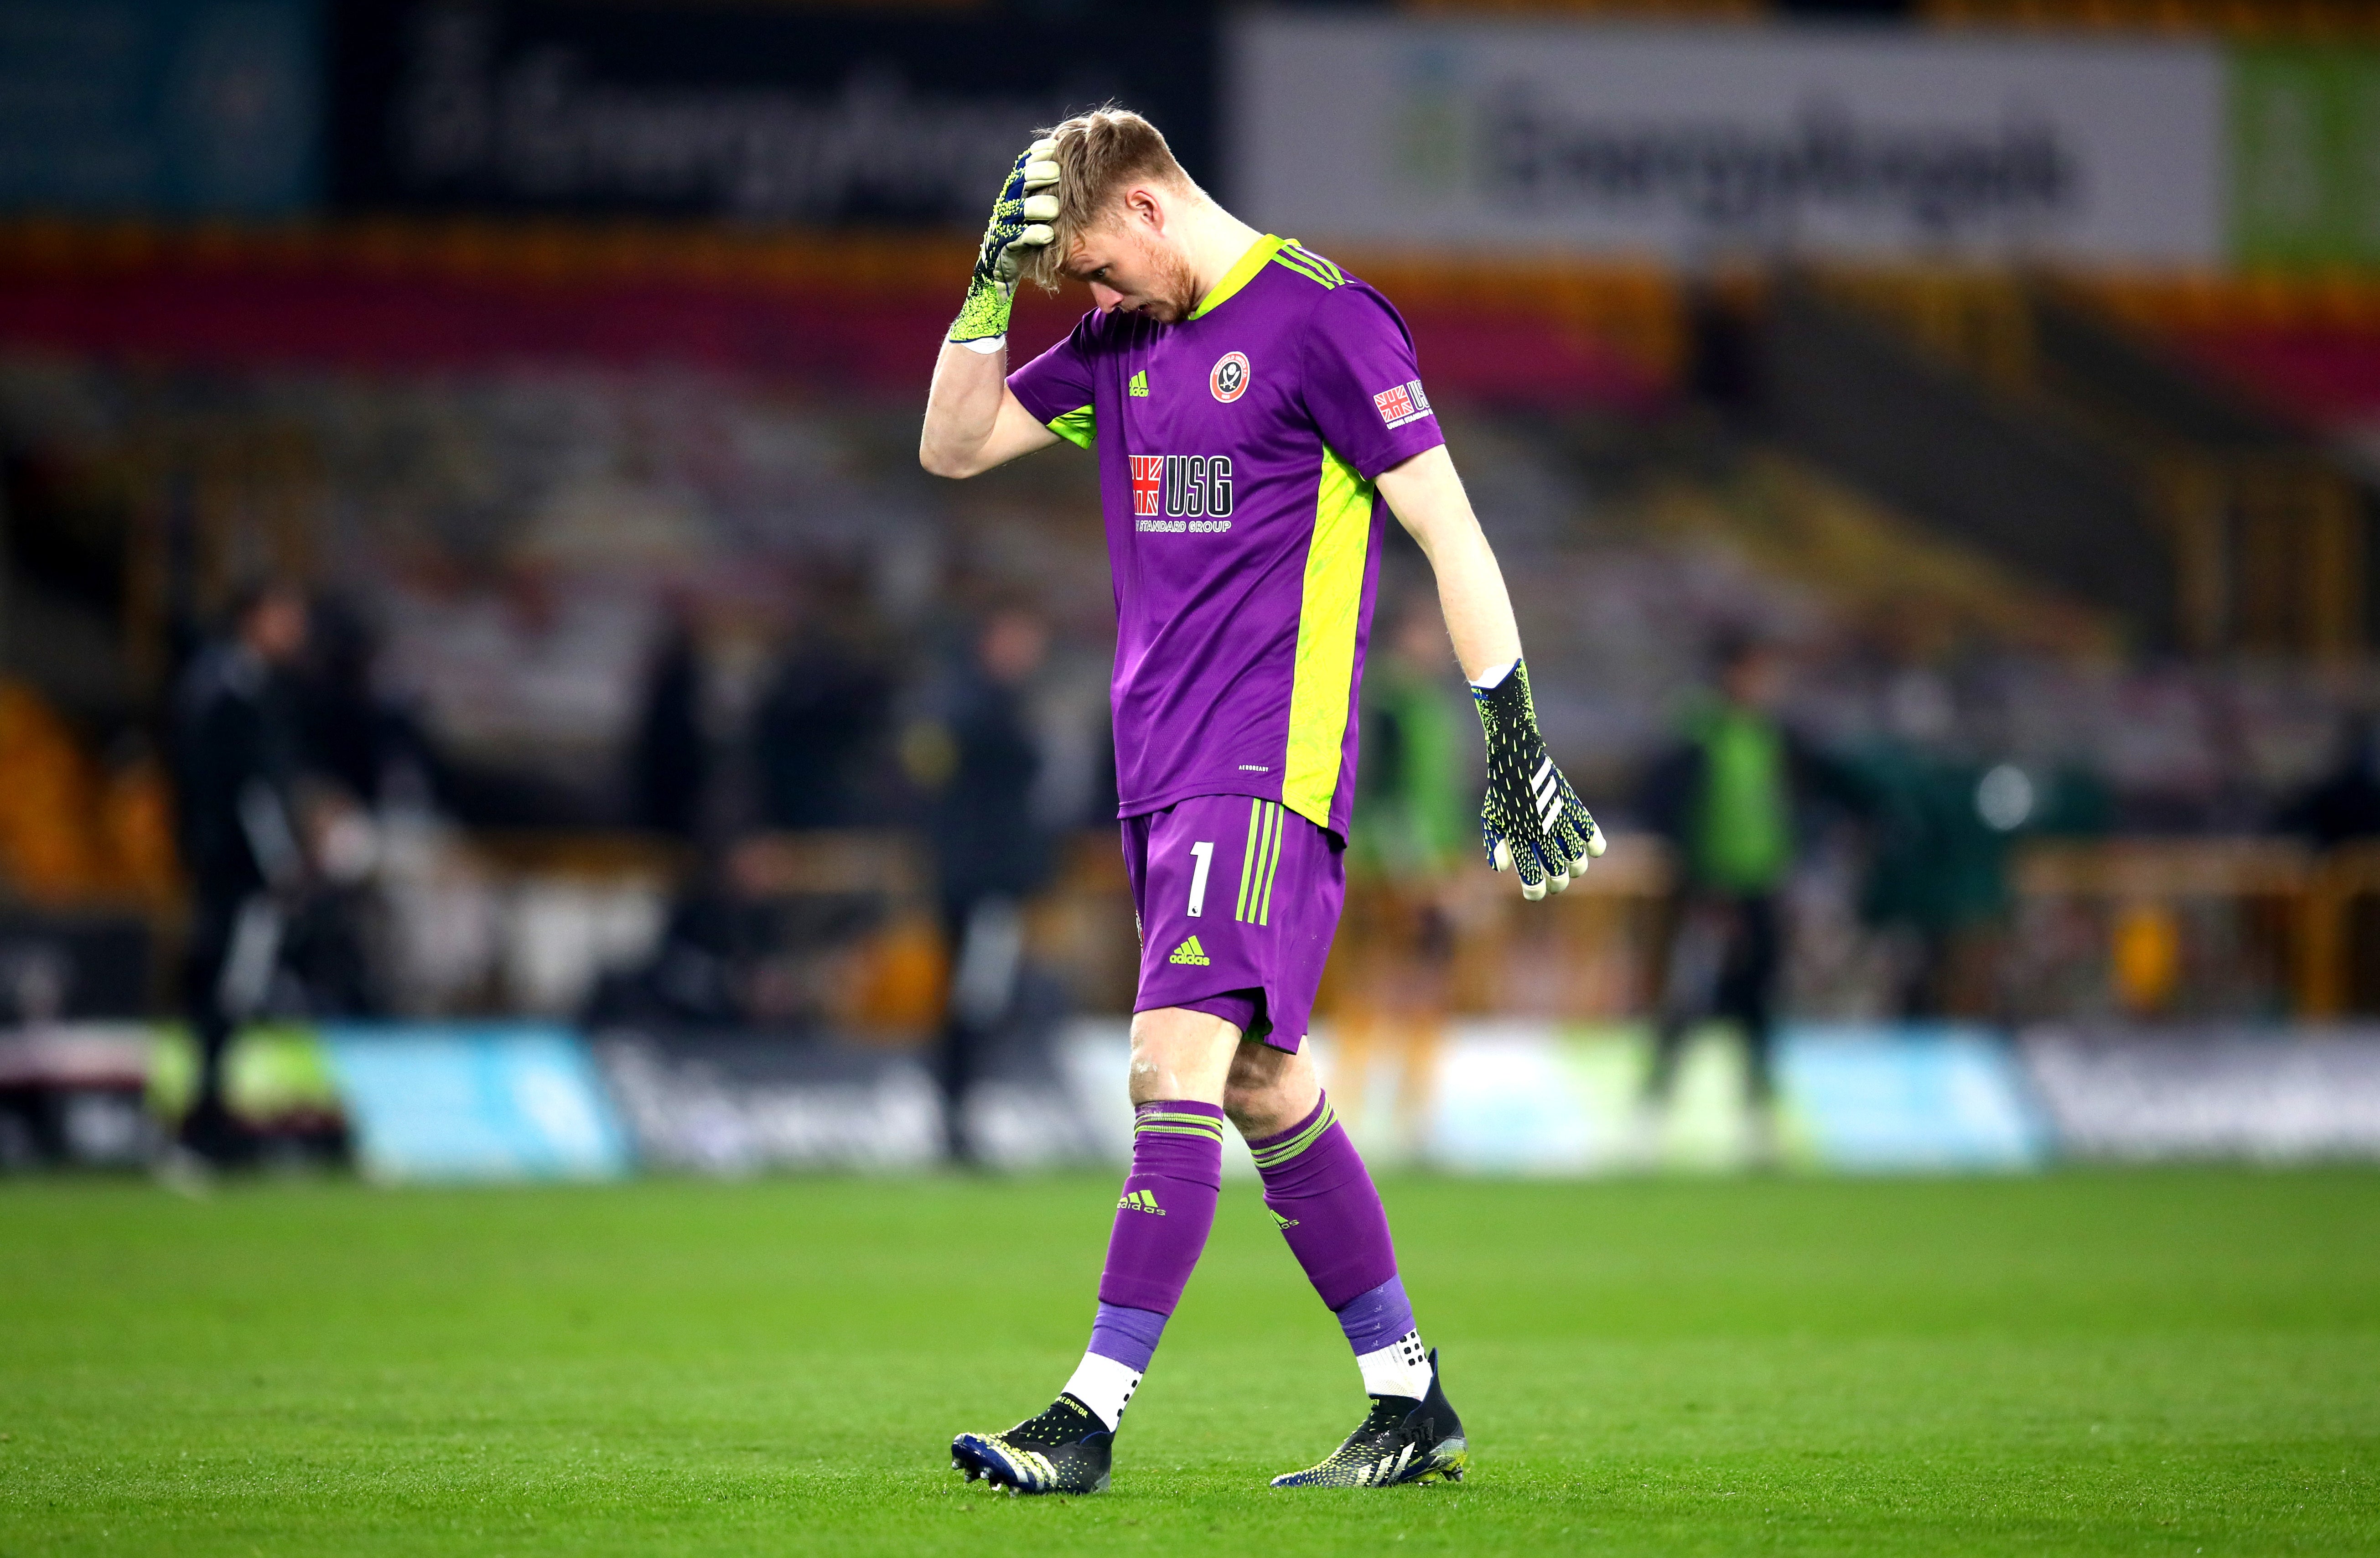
[1120,184,1164,233]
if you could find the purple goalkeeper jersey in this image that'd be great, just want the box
[1007,236,1446,838]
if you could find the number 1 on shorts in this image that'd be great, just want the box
[1187,840,1214,918]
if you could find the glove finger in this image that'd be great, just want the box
[1021,194,1058,222]
[1571,803,1607,859]
[1023,158,1060,190]
[1013,223,1053,249]
[1489,835,1511,874]
[1510,835,1549,899]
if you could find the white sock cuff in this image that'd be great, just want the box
[1469,659,1519,691]
[1356,1329,1431,1402]
[1063,1350,1143,1431]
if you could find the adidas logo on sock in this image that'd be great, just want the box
[1270,1210,1299,1230]
[1118,1189,1166,1216]
[1168,935,1210,966]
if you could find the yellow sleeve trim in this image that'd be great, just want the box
[1047,404,1096,450]
[1280,446,1374,829]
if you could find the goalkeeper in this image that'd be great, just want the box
[919,108,1602,1496]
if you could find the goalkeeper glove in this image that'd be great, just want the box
[949,138,1060,349]
[1472,660,1605,901]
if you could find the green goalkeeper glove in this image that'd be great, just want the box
[949,138,1060,348]
[1472,660,1605,901]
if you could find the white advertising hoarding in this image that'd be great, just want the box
[1227,17,2224,265]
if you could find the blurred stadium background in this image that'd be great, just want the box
[7,0,2380,1185]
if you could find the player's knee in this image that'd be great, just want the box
[1125,1006,1238,1105]
[1222,1049,1299,1137]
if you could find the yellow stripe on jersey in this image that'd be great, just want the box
[1272,244,1343,290]
[1281,447,1374,829]
[1047,404,1096,449]
[1287,244,1345,285]
[1187,234,1288,322]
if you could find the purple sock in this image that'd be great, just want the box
[1249,1092,1400,1310]
[1086,1302,1167,1372]
[1095,1100,1225,1315]
[1335,1274,1418,1353]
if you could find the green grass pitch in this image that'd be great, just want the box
[4,1169,2377,1555]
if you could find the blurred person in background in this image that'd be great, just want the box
[1327,594,1471,1158]
[168,578,310,1168]
[2277,711,2380,847]
[1841,669,2021,1019]
[1639,635,1822,1155]
[752,587,898,830]
[905,603,1057,1164]
[631,603,708,839]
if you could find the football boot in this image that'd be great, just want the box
[951,1393,1113,1495]
[1270,1350,1467,1489]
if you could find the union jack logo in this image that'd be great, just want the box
[1374,379,1434,429]
[1130,454,1163,517]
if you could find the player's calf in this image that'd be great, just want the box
[950,1097,1227,1495]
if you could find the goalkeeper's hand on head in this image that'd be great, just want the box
[949,138,1060,348]
[1472,660,1605,902]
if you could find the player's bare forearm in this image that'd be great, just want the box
[1382,445,1604,897]
[1376,447,1524,680]
[920,342,1060,478]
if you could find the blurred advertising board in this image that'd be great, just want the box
[320,1023,629,1182]
[0,1020,346,1168]
[329,0,1212,223]
[1229,17,2232,267]
[0,0,321,215]
[2230,47,2380,270]
[1416,1022,2047,1175]
[2022,1026,2380,1162]
[592,1031,944,1174]
[1780,1025,2051,1173]
[1060,1019,2050,1176]
[0,1023,160,1168]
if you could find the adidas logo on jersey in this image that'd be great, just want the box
[1130,453,1235,523]
[1118,1189,1165,1215]
[1168,935,1210,966]
[1128,370,1150,397]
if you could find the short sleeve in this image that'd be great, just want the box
[1299,284,1446,480]
[1008,314,1102,450]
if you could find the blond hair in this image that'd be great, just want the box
[1020,106,1200,292]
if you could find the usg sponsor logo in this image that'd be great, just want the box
[1130,454,1234,522]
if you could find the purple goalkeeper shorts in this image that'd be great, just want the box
[1122,793,1346,1054]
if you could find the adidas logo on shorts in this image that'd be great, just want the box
[1168,935,1210,966]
